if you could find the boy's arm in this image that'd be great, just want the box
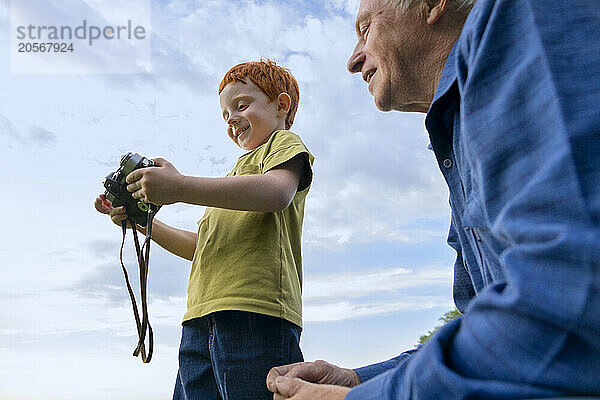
[95,195,197,261]
[141,218,197,261]
[126,155,305,212]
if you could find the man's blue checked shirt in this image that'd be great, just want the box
[346,0,600,398]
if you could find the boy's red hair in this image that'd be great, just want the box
[218,59,300,129]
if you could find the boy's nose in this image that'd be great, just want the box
[227,116,239,126]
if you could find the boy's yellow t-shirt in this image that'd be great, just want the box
[184,130,314,328]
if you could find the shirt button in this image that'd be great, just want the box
[442,158,453,168]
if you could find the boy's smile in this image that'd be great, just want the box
[219,78,289,151]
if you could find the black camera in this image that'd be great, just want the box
[102,152,160,226]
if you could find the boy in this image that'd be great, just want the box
[94,60,314,399]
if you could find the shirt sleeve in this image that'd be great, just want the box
[348,0,600,398]
[262,130,314,192]
[353,349,418,384]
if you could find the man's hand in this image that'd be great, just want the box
[126,157,184,205]
[267,360,360,392]
[270,376,351,400]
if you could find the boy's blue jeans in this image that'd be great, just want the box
[172,310,303,400]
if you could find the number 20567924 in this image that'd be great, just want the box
[18,42,74,52]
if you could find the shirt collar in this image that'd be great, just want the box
[424,42,459,164]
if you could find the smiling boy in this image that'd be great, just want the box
[94,60,313,399]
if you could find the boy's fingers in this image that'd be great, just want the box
[101,197,112,208]
[109,206,126,217]
[151,157,168,166]
[126,181,140,193]
[94,198,110,214]
[126,170,143,184]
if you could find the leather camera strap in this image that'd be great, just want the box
[118,209,156,363]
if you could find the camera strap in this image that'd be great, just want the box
[118,208,156,364]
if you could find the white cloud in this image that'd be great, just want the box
[322,0,361,15]
[0,346,177,400]
[28,125,58,146]
[304,266,451,300]
[0,115,19,141]
[303,266,453,322]
[305,297,453,322]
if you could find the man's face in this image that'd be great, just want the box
[347,0,432,113]
[219,78,285,151]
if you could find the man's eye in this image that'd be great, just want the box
[363,26,369,40]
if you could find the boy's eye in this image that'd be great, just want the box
[238,104,247,111]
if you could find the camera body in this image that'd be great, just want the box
[103,152,160,227]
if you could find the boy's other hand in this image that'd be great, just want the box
[94,194,113,215]
[126,157,183,206]
[94,194,130,228]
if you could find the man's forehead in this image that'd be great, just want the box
[354,0,382,31]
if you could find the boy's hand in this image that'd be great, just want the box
[126,157,184,205]
[94,194,131,228]
[94,194,113,215]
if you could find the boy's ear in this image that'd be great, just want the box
[277,93,291,115]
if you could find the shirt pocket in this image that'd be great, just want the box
[234,163,262,176]
[462,193,486,230]
[462,194,506,284]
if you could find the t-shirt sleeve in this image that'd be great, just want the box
[262,130,314,192]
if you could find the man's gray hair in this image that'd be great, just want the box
[387,0,477,13]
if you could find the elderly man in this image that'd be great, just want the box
[267,0,600,399]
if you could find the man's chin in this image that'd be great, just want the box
[396,103,430,113]
[373,89,430,113]
[373,93,393,112]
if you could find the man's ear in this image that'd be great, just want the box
[277,93,291,115]
[425,0,448,25]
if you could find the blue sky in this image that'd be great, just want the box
[0,0,456,399]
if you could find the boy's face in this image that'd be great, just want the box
[219,78,286,151]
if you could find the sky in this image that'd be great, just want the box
[0,1,456,399]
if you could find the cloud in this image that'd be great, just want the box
[209,156,227,166]
[87,239,122,258]
[304,297,453,322]
[69,242,189,306]
[303,266,453,322]
[304,266,451,300]
[0,288,186,339]
[0,115,59,147]
[322,0,361,15]
[28,125,58,146]
[0,115,20,141]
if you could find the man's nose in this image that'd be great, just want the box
[347,42,365,73]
